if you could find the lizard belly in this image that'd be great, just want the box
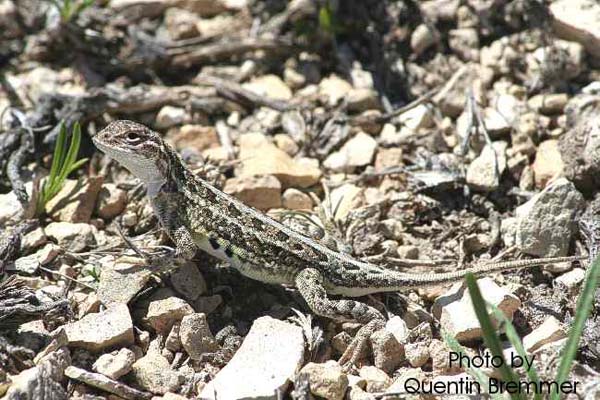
[192,233,293,285]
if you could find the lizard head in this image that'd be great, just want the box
[93,120,169,186]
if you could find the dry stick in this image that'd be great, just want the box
[196,74,296,112]
[170,37,292,67]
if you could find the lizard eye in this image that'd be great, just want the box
[125,131,141,143]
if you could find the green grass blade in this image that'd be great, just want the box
[67,157,89,174]
[465,273,524,400]
[487,302,541,400]
[551,255,600,400]
[442,329,504,400]
[48,122,67,183]
[57,122,81,182]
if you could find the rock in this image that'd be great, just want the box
[239,133,321,188]
[560,114,600,194]
[5,349,70,400]
[170,261,207,301]
[394,104,434,132]
[466,141,508,191]
[13,243,60,274]
[223,175,282,210]
[63,304,134,352]
[243,75,293,100]
[484,107,512,135]
[45,177,102,223]
[201,316,304,399]
[299,361,349,400]
[0,0,21,39]
[130,351,183,395]
[385,367,427,396]
[92,348,136,379]
[374,147,403,171]
[528,94,569,115]
[145,293,195,334]
[66,366,151,400]
[359,366,392,393]
[523,316,567,352]
[411,23,439,56]
[274,133,299,156]
[448,28,479,61]
[324,132,377,172]
[0,184,30,224]
[156,106,187,129]
[385,316,409,344]
[319,74,353,106]
[282,188,313,210]
[550,0,600,58]
[95,183,127,219]
[346,89,380,112]
[404,342,430,367]
[555,268,586,290]
[21,227,47,252]
[179,313,219,360]
[171,124,220,153]
[515,178,584,257]
[45,222,96,252]
[97,257,153,305]
[429,339,465,373]
[329,183,363,221]
[396,245,419,259]
[434,278,521,342]
[165,7,199,40]
[369,329,404,373]
[532,140,564,188]
[193,294,223,315]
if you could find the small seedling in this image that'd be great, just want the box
[36,121,88,216]
[50,0,94,22]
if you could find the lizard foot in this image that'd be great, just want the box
[338,318,385,372]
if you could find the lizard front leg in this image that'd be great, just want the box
[151,192,198,262]
[295,268,386,370]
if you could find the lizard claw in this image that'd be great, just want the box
[338,319,385,372]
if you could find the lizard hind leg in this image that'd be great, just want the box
[294,268,386,371]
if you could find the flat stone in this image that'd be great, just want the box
[346,88,380,112]
[434,278,521,342]
[179,313,219,360]
[369,329,404,373]
[243,74,292,100]
[515,178,584,257]
[170,261,207,302]
[156,106,187,129]
[63,304,134,352]
[404,342,430,367]
[329,183,363,221]
[93,348,136,379]
[97,257,153,305]
[45,222,97,252]
[13,244,60,274]
[532,140,564,188]
[201,316,305,400]
[324,132,377,172]
[550,0,600,57]
[523,316,567,352]
[359,366,392,393]
[171,124,220,153]
[528,93,569,115]
[0,183,32,224]
[20,227,47,252]
[165,7,199,40]
[130,351,183,395]
[46,177,103,223]
[239,133,321,188]
[223,175,282,210]
[555,268,586,290]
[95,183,127,219]
[385,316,409,344]
[299,361,349,400]
[66,366,151,400]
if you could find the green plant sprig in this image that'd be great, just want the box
[50,0,94,22]
[36,121,88,216]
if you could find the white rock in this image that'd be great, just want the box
[93,348,136,379]
[63,304,134,352]
[411,23,439,55]
[359,366,391,393]
[523,316,567,353]
[435,278,521,342]
[223,175,282,210]
[385,316,409,344]
[201,316,305,399]
[555,268,586,290]
[466,141,508,191]
[282,188,312,210]
[179,313,219,360]
[324,132,377,172]
[329,183,363,221]
[532,140,564,188]
[96,183,127,219]
[515,178,584,257]
[299,360,349,400]
[319,74,353,106]
[243,74,292,100]
[130,350,183,395]
[156,106,187,129]
[145,294,194,334]
[45,222,97,252]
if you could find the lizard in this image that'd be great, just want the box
[92,120,586,368]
